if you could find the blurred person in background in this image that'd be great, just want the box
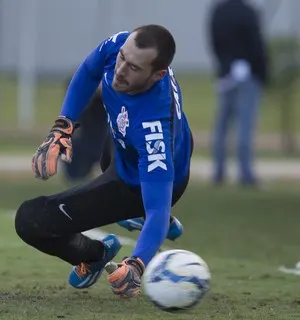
[208,0,269,186]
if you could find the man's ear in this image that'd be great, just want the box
[153,69,167,82]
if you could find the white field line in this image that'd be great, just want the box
[82,228,136,247]
[278,263,300,276]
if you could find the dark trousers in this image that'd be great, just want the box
[213,76,261,183]
[15,164,190,266]
[63,90,112,181]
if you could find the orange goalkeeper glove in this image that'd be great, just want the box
[32,116,75,180]
[107,257,145,298]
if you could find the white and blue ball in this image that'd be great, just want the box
[143,249,211,312]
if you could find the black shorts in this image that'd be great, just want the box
[41,162,190,237]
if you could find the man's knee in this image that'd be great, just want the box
[15,196,47,245]
[237,134,251,152]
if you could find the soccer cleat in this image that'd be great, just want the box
[68,234,121,289]
[117,216,183,241]
[167,217,184,241]
[117,218,144,232]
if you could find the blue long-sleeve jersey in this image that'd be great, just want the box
[61,31,192,265]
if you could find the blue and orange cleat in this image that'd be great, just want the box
[117,216,183,241]
[68,234,121,289]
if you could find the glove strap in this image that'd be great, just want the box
[52,116,75,135]
[124,257,145,276]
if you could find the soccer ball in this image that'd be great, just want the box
[142,249,211,312]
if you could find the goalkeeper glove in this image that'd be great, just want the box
[107,257,145,298]
[32,116,75,180]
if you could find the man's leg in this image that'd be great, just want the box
[100,135,113,173]
[117,216,183,241]
[212,88,235,183]
[15,164,145,267]
[63,86,111,181]
[236,77,261,185]
[64,133,102,180]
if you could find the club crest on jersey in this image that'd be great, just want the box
[117,106,129,137]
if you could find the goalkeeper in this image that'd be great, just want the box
[15,25,193,298]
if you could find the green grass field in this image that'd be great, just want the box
[1,172,300,320]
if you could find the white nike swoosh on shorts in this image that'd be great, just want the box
[59,204,73,221]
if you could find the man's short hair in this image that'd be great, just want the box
[132,24,176,71]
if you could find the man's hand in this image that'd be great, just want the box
[32,116,75,180]
[107,257,145,298]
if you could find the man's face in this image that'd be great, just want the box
[112,32,164,94]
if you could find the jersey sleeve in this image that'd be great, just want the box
[132,180,172,265]
[131,108,175,265]
[60,31,129,120]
